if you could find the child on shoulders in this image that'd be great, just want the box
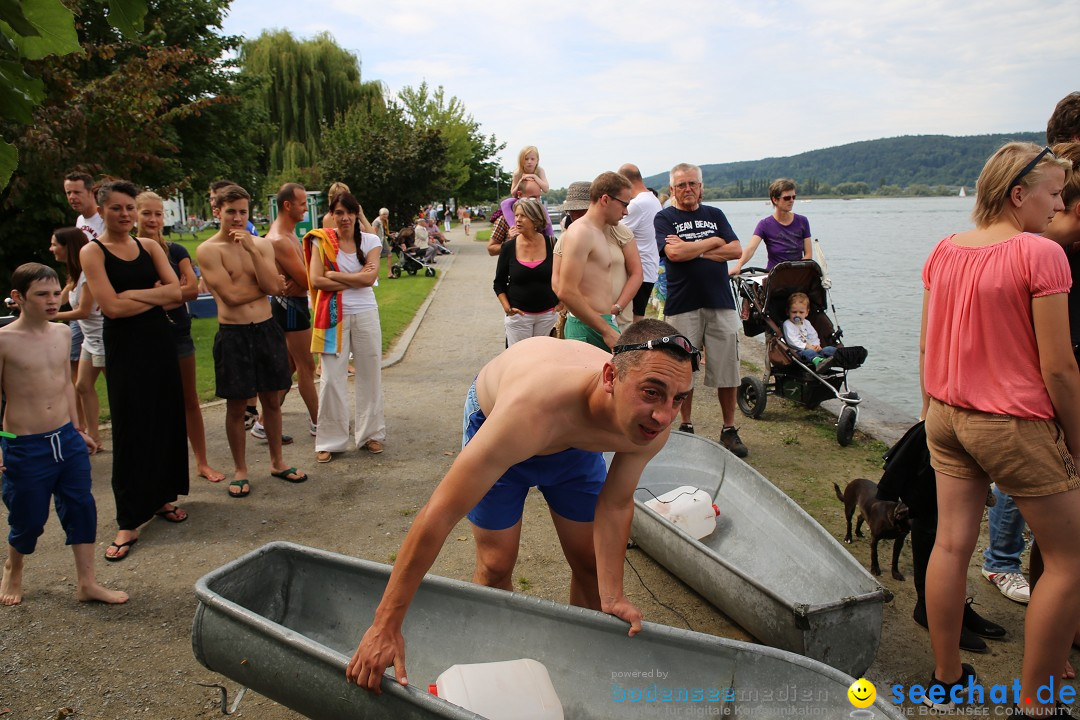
[509,145,550,195]
[0,263,127,606]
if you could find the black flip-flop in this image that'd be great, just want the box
[104,538,138,562]
[228,479,251,498]
[271,467,308,483]
[154,506,188,523]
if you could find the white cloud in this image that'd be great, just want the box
[221,0,1080,188]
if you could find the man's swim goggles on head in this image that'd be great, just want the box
[612,335,701,372]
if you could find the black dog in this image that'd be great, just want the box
[834,478,911,581]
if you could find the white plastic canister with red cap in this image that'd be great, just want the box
[428,658,564,720]
[643,486,720,539]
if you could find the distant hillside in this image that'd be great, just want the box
[642,132,1045,197]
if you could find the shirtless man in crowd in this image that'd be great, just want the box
[196,185,307,497]
[556,171,635,350]
[264,183,319,438]
[345,319,698,692]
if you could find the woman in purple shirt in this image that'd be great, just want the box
[729,178,812,275]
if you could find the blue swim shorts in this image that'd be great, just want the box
[1,422,96,555]
[461,381,606,531]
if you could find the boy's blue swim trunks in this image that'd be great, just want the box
[461,381,606,531]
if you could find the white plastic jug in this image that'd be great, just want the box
[429,658,564,720]
[643,486,720,539]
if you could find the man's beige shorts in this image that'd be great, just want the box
[926,398,1079,497]
[665,307,740,389]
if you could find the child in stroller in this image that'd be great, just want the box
[731,260,867,445]
[782,292,837,369]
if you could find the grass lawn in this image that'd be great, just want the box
[91,265,438,422]
[475,229,491,242]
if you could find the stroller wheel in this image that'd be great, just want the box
[391,265,402,278]
[837,406,857,446]
[737,376,767,419]
[425,267,436,277]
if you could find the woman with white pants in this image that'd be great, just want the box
[305,191,386,463]
[493,198,559,345]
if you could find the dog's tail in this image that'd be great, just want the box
[833,483,845,503]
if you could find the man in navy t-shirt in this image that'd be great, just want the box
[653,163,748,457]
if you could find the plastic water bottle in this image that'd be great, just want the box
[643,486,720,539]
[428,658,564,720]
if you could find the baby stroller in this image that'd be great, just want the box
[731,260,868,446]
[389,243,437,278]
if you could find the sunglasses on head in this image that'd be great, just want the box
[1008,146,1056,191]
[612,335,701,371]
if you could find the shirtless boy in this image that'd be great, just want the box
[196,185,308,497]
[0,263,127,606]
[263,183,318,438]
[346,319,697,692]
[557,171,634,350]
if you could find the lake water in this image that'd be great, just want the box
[705,196,978,418]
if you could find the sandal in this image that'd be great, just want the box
[271,467,308,483]
[104,538,138,562]
[228,479,251,498]
[154,506,188,523]
[316,451,332,463]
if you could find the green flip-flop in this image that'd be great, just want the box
[271,467,308,484]
[228,479,251,498]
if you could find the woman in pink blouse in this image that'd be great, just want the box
[920,143,1079,716]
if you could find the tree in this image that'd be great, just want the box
[397,81,504,203]
[0,0,147,189]
[456,125,509,204]
[0,0,259,282]
[398,82,472,198]
[320,103,447,231]
[240,30,384,182]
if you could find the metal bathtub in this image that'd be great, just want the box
[192,542,901,719]
[609,431,889,676]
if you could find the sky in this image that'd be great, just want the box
[219,0,1080,190]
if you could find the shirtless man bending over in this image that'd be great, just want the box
[346,319,698,692]
[557,171,634,350]
[196,185,307,497]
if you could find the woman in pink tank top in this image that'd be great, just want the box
[919,143,1080,716]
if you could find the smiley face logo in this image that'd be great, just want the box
[847,678,876,708]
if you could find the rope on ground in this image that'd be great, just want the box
[624,550,694,632]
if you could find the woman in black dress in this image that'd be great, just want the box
[80,180,188,562]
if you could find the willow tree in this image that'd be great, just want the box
[241,30,384,177]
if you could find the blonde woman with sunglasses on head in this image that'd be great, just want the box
[919,143,1080,717]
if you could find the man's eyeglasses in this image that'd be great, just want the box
[1009,146,1056,191]
[612,335,701,371]
[606,194,631,209]
[674,181,701,190]
[780,195,796,201]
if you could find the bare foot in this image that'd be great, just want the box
[76,583,129,604]
[0,560,22,605]
[1064,659,1076,680]
[198,464,226,483]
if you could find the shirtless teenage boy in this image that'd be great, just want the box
[556,171,634,350]
[346,319,698,692]
[0,263,127,606]
[263,183,318,438]
[196,185,307,497]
